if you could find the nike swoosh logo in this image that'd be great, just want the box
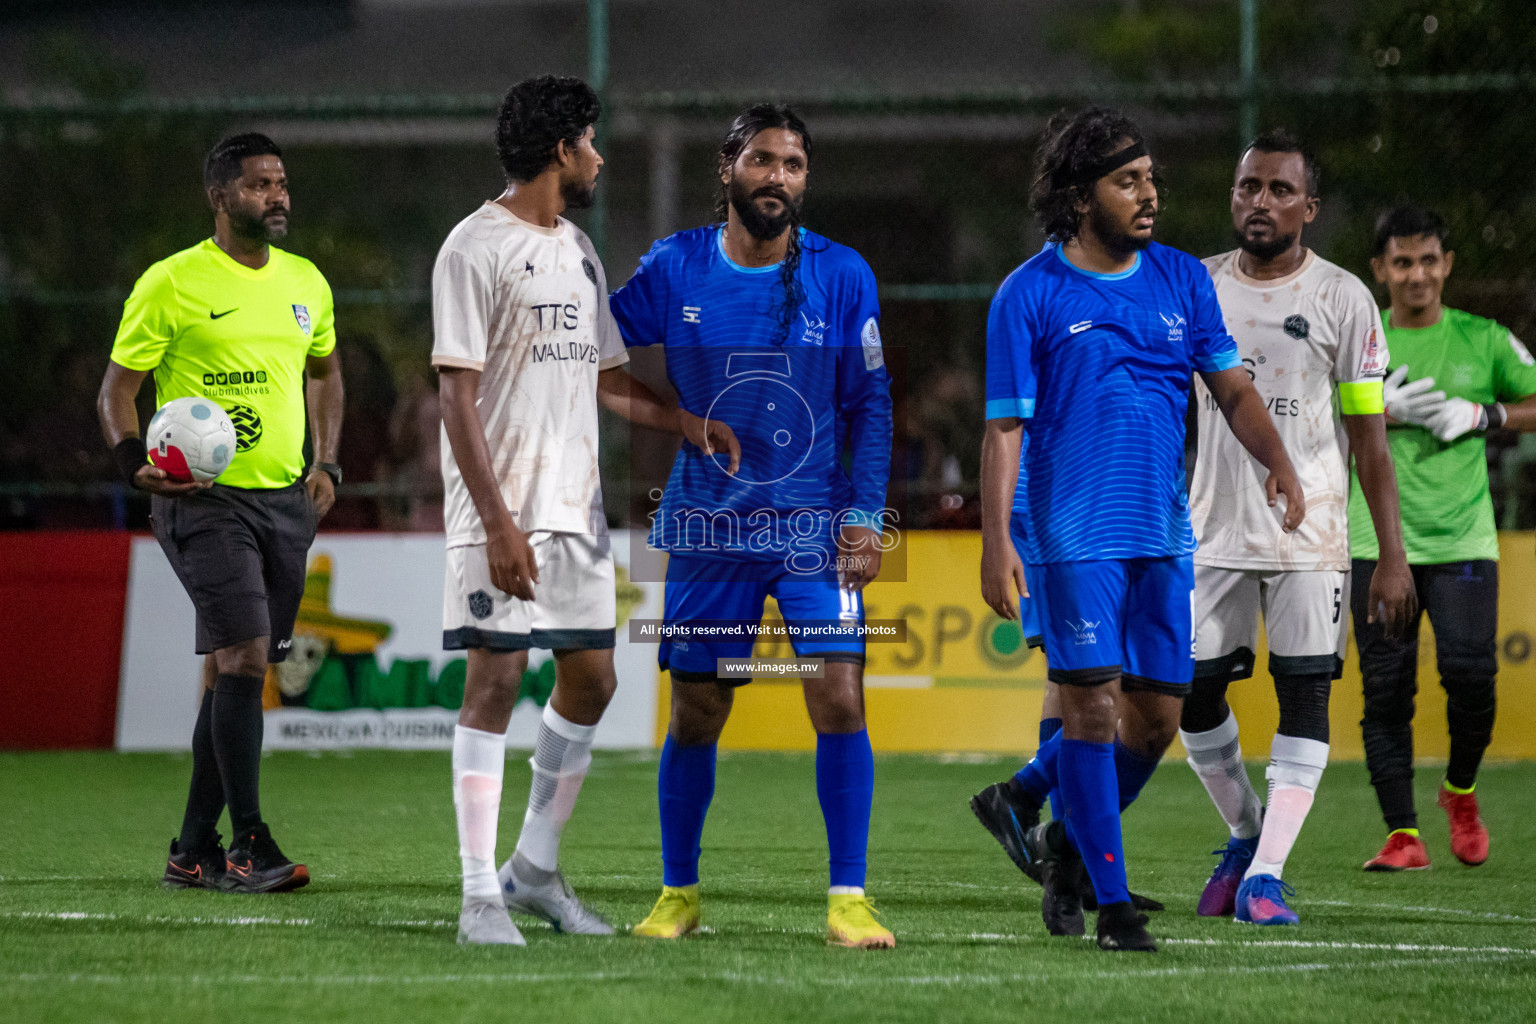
[1069,320,1093,334]
[168,861,202,880]
[211,309,238,319]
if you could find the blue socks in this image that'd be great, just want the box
[1057,738,1130,906]
[1114,736,1161,811]
[816,729,874,889]
[658,736,716,887]
[1012,717,1062,809]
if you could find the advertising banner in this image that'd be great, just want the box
[116,531,660,751]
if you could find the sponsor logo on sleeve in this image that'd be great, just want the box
[1359,324,1388,376]
[861,317,884,370]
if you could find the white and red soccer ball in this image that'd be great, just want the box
[146,397,237,483]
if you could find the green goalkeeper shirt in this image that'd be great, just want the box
[1348,306,1536,563]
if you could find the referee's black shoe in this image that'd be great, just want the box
[162,834,226,890]
[969,781,1044,883]
[222,824,309,893]
[1096,901,1157,952]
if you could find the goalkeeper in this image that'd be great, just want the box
[1351,206,1536,871]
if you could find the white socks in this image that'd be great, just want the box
[510,703,597,874]
[1181,712,1263,841]
[453,724,507,901]
[1248,734,1329,881]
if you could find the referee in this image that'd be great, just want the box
[96,133,343,893]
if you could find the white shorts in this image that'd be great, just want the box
[443,531,616,651]
[1194,564,1347,682]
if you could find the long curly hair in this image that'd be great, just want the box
[715,104,813,345]
[1030,107,1149,244]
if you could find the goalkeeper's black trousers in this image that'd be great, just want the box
[1350,559,1498,833]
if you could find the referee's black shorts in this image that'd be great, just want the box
[150,482,318,663]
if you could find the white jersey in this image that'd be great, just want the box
[431,202,628,547]
[1191,249,1388,571]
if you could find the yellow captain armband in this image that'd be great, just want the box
[1339,380,1385,415]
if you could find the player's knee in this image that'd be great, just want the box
[1180,675,1231,734]
[214,637,268,679]
[1058,683,1117,741]
[1436,648,1497,688]
[1274,672,1332,743]
[670,681,733,745]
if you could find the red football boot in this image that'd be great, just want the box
[1363,830,1430,871]
[1438,786,1489,866]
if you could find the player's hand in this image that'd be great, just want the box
[131,464,206,496]
[1367,556,1417,641]
[678,408,741,475]
[486,516,539,601]
[1382,365,1444,426]
[1264,465,1306,533]
[980,539,1028,620]
[305,468,336,521]
[837,523,883,591]
[1418,395,1486,442]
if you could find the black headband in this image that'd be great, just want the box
[1072,141,1149,185]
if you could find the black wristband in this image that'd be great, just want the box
[114,437,148,487]
[1483,403,1508,429]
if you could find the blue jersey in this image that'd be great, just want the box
[610,226,893,561]
[985,242,1240,564]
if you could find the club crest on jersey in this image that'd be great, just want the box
[1284,314,1310,340]
[582,257,597,285]
[1159,313,1185,342]
[800,310,828,345]
[291,304,311,334]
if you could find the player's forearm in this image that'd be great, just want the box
[1499,394,1536,432]
[97,360,148,446]
[438,368,518,535]
[846,398,894,526]
[980,419,1022,545]
[596,367,680,433]
[305,354,344,465]
[1216,382,1293,474]
[1344,414,1408,561]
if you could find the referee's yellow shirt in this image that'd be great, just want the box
[110,239,336,489]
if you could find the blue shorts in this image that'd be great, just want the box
[659,554,865,683]
[1031,555,1194,694]
[1009,511,1044,650]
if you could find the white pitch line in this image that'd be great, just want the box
[0,952,1527,989]
[9,911,1536,959]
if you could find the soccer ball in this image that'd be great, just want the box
[145,397,238,483]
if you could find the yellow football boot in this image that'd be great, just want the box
[632,884,701,939]
[827,892,895,949]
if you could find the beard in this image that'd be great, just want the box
[1087,200,1153,257]
[727,177,803,241]
[562,176,597,210]
[230,205,288,242]
[1236,226,1297,262]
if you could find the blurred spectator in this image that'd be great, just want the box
[324,335,397,530]
[380,367,444,532]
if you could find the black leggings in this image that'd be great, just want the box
[1351,559,1498,832]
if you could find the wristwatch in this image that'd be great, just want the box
[312,462,343,487]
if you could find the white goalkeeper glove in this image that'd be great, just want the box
[1418,395,1507,442]
[1382,364,1444,426]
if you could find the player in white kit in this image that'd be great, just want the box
[1180,131,1417,925]
[434,76,738,946]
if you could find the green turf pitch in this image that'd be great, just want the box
[1,751,1532,1023]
